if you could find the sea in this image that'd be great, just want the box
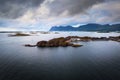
[0,31,120,80]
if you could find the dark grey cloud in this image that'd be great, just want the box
[0,0,45,7]
[0,0,120,24]
[47,0,105,16]
[45,0,120,23]
[0,0,45,19]
[91,0,120,23]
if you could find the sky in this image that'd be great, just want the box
[0,0,120,31]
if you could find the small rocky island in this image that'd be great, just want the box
[8,33,30,37]
[25,37,82,47]
[25,36,120,48]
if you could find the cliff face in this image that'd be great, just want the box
[50,23,120,32]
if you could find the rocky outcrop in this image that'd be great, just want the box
[72,44,83,47]
[25,36,120,48]
[66,36,120,42]
[24,44,36,47]
[109,36,120,42]
[36,37,82,47]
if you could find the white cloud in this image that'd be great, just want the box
[89,1,120,23]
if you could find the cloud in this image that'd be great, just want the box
[45,0,105,16]
[0,0,106,19]
[0,0,45,19]
[16,0,105,24]
[89,1,120,23]
[0,0,120,31]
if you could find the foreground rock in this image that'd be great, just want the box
[25,36,120,48]
[36,37,82,47]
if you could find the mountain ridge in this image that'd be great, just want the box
[50,23,120,32]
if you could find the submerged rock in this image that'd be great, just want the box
[72,44,83,47]
[24,44,36,47]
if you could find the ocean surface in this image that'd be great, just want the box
[0,32,120,80]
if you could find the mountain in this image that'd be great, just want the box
[49,23,120,32]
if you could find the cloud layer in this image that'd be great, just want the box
[0,0,120,31]
[0,0,45,19]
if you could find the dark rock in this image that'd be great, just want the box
[9,33,30,37]
[25,44,36,47]
[36,37,82,47]
[26,36,120,48]
[37,41,48,47]
[109,36,120,42]
[79,36,92,41]
[72,44,83,47]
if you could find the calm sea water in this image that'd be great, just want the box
[0,32,120,80]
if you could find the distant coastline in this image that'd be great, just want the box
[50,23,120,32]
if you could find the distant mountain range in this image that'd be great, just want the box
[49,23,120,32]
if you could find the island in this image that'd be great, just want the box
[8,32,30,37]
[25,37,82,47]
